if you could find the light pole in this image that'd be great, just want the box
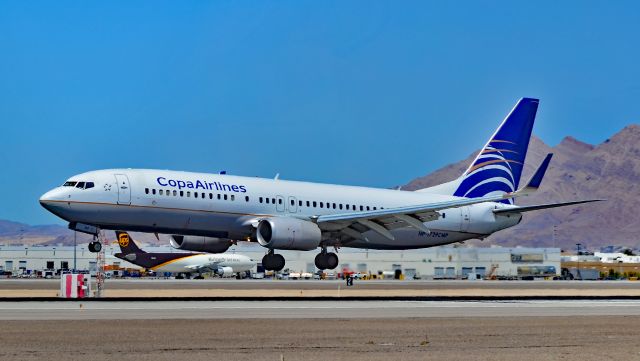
[576,243,582,280]
[73,231,77,273]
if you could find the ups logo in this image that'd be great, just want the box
[118,233,130,248]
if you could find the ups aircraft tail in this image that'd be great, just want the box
[116,231,145,254]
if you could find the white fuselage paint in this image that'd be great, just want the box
[148,254,255,274]
[40,169,522,250]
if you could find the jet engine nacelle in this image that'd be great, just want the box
[215,266,235,277]
[169,235,232,253]
[256,217,321,251]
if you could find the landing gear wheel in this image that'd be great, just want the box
[325,252,339,270]
[262,253,286,272]
[315,252,339,270]
[315,253,327,270]
[88,241,102,253]
[273,254,285,272]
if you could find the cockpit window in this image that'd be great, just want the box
[64,181,94,189]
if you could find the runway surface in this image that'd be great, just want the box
[1,301,640,361]
[4,278,640,298]
[4,278,640,289]
[1,299,639,320]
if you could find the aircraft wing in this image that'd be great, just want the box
[493,199,604,215]
[314,154,554,241]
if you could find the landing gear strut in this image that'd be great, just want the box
[315,248,339,270]
[262,250,285,272]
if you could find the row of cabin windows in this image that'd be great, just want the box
[146,187,382,212]
[145,188,252,203]
[258,196,380,212]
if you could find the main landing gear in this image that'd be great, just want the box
[315,249,338,270]
[262,250,285,272]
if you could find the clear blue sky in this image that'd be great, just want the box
[1,1,638,225]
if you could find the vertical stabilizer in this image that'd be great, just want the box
[418,98,539,204]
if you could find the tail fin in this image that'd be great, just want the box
[116,231,145,254]
[419,98,539,204]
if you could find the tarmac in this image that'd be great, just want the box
[3,280,640,360]
[4,279,640,298]
[0,300,639,361]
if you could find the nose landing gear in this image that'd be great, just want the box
[315,249,339,270]
[262,250,285,271]
[88,240,102,253]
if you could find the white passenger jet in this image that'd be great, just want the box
[40,98,599,271]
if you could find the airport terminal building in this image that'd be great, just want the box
[0,243,560,279]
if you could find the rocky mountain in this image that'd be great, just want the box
[2,125,639,251]
[0,220,167,246]
[404,125,640,251]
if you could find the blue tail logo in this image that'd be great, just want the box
[453,98,539,204]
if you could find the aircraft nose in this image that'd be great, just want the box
[39,188,67,211]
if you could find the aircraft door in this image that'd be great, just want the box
[288,196,298,213]
[461,206,470,232]
[114,174,131,205]
[276,195,285,212]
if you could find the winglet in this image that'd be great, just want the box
[512,153,553,197]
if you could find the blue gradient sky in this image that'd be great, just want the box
[1,1,639,224]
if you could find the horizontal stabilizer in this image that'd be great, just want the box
[493,199,604,215]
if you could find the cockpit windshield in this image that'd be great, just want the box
[62,181,94,189]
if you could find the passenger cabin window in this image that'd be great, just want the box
[231,195,235,201]
[174,190,177,196]
[145,188,149,194]
[278,199,282,205]
[217,194,221,200]
[259,197,263,203]
[180,191,184,197]
[209,193,213,199]
[194,192,198,198]
[306,201,310,207]
[265,198,270,204]
[159,189,164,195]
[290,199,295,206]
[245,196,249,202]
[320,202,323,208]
[152,189,156,195]
[313,201,317,207]
[271,198,276,204]
[299,200,302,206]
[366,206,370,211]
[224,194,228,200]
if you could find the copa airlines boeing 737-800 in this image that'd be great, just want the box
[40,98,599,271]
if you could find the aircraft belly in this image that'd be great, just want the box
[344,228,482,250]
